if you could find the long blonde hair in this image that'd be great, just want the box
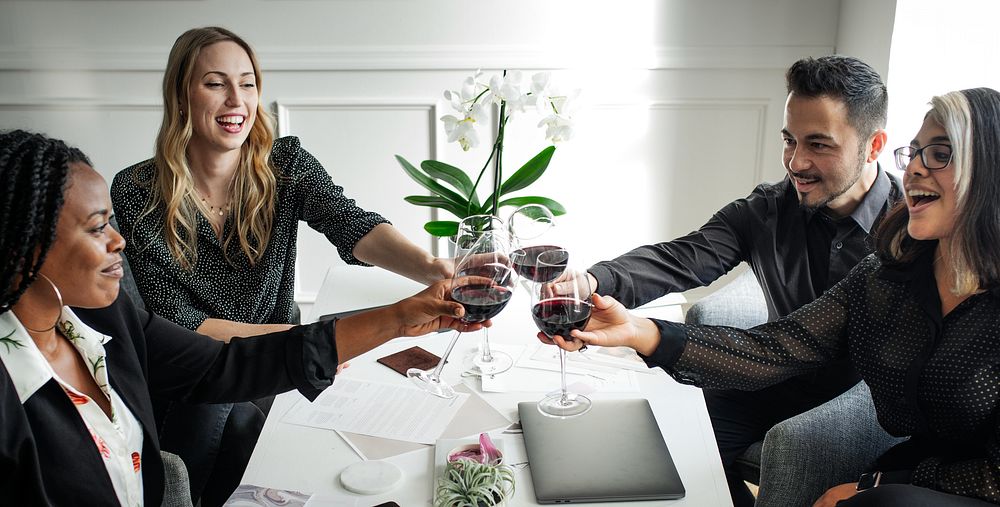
[142,26,276,270]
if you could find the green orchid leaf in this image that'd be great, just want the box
[423,220,459,237]
[404,195,468,219]
[499,146,556,196]
[395,155,470,210]
[421,160,481,209]
[497,196,567,215]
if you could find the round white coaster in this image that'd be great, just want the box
[339,460,403,495]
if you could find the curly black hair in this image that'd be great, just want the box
[0,130,91,313]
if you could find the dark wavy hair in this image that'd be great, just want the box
[786,55,888,139]
[876,88,1000,294]
[0,130,91,313]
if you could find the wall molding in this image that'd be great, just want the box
[273,98,442,306]
[0,100,161,111]
[0,44,834,72]
[592,99,770,183]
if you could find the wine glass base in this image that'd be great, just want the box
[464,350,514,376]
[407,368,456,399]
[538,392,592,418]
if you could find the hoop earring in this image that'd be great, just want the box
[22,273,64,334]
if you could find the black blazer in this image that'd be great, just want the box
[0,292,339,506]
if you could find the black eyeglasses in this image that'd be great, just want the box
[893,144,953,171]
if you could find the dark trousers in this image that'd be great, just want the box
[156,400,267,507]
[706,359,859,507]
[838,484,997,506]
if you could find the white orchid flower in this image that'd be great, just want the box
[442,114,480,151]
[440,102,488,151]
[486,71,529,114]
[529,72,552,114]
[538,113,575,143]
[440,69,578,149]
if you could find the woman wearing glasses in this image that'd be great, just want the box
[545,88,1000,506]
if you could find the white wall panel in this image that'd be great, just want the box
[0,103,160,182]
[272,100,437,302]
[513,100,768,268]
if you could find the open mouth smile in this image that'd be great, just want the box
[907,189,940,211]
[216,115,246,134]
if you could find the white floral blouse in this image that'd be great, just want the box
[0,308,145,506]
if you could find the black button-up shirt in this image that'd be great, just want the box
[589,165,901,319]
[589,165,902,397]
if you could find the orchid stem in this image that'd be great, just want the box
[491,71,508,217]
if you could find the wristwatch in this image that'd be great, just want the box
[856,471,882,491]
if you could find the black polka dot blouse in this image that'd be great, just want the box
[110,136,389,330]
[646,251,1000,504]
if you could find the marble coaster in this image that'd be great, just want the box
[339,460,403,495]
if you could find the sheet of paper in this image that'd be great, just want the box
[281,378,468,444]
[480,365,639,393]
[521,342,653,374]
[334,383,511,460]
[458,341,527,368]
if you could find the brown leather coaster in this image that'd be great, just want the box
[377,346,443,376]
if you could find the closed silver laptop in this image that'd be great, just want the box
[519,399,686,503]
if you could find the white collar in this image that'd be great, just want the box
[0,308,113,403]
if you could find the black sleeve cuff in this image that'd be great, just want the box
[877,469,913,485]
[588,264,616,297]
[637,319,701,386]
[287,318,340,401]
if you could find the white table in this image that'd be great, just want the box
[239,266,732,506]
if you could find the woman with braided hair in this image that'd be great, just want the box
[0,129,481,505]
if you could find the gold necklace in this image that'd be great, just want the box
[195,189,231,217]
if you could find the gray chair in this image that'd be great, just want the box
[685,269,903,507]
[160,451,195,507]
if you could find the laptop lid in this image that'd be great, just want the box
[519,399,685,503]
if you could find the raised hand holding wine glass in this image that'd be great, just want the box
[454,215,517,376]
[530,250,593,418]
[408,231,515,398]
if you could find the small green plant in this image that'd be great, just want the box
[434,458,515,507]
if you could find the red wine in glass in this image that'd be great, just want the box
[452,284,513,322]
[512,245,566,282]
[532,297,593,338]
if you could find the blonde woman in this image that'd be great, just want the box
[111,27,451,506]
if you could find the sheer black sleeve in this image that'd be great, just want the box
[639,255,874,390]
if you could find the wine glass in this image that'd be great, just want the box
[456,215,516,377]
[530,250,593,418]
[508,204,563,289]
[408,231,515,398]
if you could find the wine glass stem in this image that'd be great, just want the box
[559,348,570,405]
[481,328,494,362]
[431,329,463,379]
